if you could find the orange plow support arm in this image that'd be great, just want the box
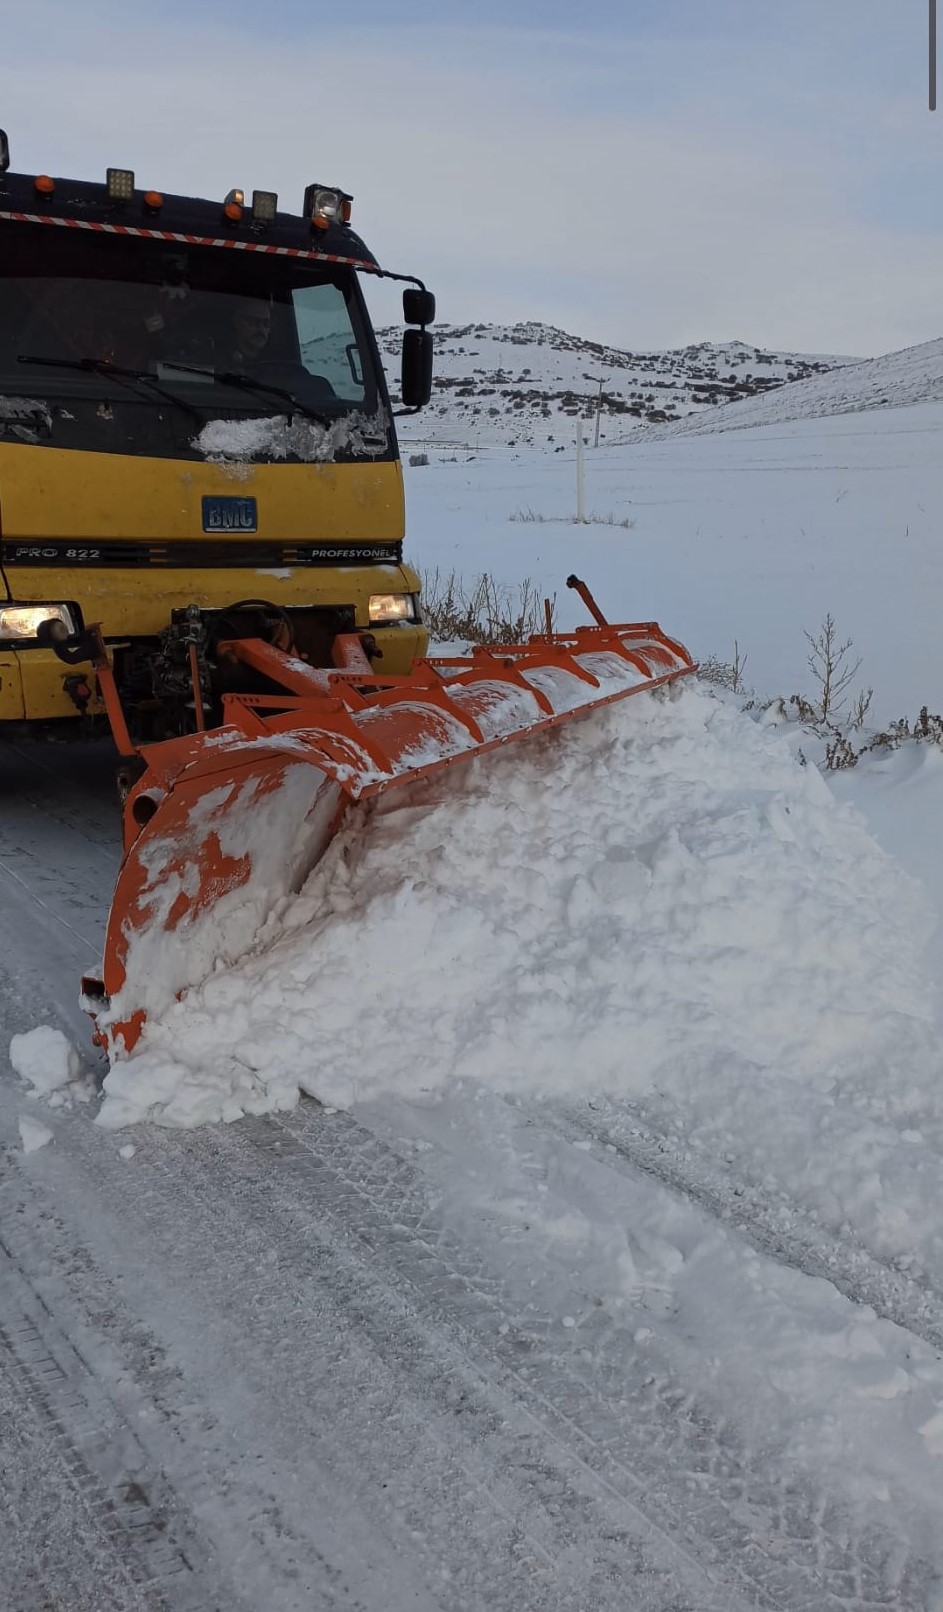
[86,616,696,1057]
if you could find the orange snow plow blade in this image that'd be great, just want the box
[86,589,695,1057]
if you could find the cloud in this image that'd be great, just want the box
[2,3,940,355]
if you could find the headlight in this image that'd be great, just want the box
[0,604,79,641]
[106,167,135,202]
[368,593,419,625]
[302,183,352,230]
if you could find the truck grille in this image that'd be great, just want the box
[0,539,403,568]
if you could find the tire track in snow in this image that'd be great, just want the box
[0,737,118,940]
[0,1363,141,1612]
[3,1059,938,1605]
[0,1144,408,1612]
[541,1098,943,1353]
[258,1102,939,1612]
[2,1124,639,1612]
[0,742,118,1054]
[0,1229,227,1612]
[0,735,121,848]
[141,1116,734,1612]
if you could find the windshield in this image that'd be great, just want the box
[0,223,391,462]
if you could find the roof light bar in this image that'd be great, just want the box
[225,188,245,207]
[251,189,278,224]
[0,130,9,175]
[303,183,352,230]
[107,167,135,201]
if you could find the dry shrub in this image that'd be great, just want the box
[510,508,635,530]
[420,568,555,647]
[698,641,750,697]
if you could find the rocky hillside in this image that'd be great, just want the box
[376,320,848,447]
[657,335,943,437]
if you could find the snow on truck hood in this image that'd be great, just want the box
[98,683,939,1137]
[193,408,389,463]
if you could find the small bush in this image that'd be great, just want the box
[704,613,939,773]
[583,511,636,530]
[782,613,873,768]
[509,508,635,530]
[800,613,872,731]
[868,707,943,754]
[698,642,750,698]
[820,708,943,771]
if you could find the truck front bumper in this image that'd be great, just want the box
[0,648,105,722]
[0,624,429,726]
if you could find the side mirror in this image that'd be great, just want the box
[403,288,435,326]
[401,328,433,409]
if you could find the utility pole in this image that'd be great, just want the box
[585,373,606,447]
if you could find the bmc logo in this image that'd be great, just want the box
[202,497,258,533]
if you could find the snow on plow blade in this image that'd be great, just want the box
[88,607,695,1057]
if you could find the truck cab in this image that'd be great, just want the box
[0,138,434,739]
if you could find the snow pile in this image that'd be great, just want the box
[10,1025,89,1106]
[18,1115,53,1153]
[194,408,388,463]
[99,685,940,1149]
[831,740,943,986]
[0,395,53,443]
[920,1408,943,1458]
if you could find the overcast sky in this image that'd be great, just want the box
[2,1,940,356]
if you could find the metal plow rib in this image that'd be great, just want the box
[87,588,695,1057]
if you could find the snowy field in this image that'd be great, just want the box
[404,401,943,722]
[3,392,943,1607]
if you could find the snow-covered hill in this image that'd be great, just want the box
[665,335,943,436]
[377,320,847,447]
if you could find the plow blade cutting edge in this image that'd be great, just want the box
[86,599,695,1057]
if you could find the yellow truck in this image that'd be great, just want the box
[0,135,697,1055]
[0,131,433,740]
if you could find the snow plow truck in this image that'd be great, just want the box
[0,133,695,1057]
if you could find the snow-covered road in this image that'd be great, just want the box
[3,728,943,1610]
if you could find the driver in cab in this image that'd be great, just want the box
[226,299,272,369]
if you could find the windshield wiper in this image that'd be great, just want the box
[157,361,332,426]
[17,354,204,423]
